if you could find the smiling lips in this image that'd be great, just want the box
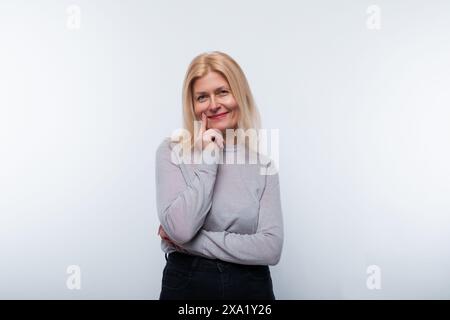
[208,112,229,120]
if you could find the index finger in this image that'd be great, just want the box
[201,112,207,133]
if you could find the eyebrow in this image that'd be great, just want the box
[194,86,229,96]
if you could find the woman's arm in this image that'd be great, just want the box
[179,166,284,266]
[155,138,218,244]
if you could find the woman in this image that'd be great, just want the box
[155,51,283,300]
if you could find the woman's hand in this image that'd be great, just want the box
[158,225,183,251]
[194,112,224,151]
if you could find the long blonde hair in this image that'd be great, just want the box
[175,51,261,155]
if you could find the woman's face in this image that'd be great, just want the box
[192,71,240,134]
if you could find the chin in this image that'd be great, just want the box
[210,124,226,130]
[211,123,233,132]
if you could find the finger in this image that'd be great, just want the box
[159,226,171,241]
[214,134,224,149]
[204,129,223,140]
[201,113,207,134]
[159,225,166,236]
[214,129,224,143]
[160,233,170,241]
[210,129,224,148]
[203,130,223,149]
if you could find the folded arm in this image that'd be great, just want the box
[155,138,218,244]
[180,166,284,266]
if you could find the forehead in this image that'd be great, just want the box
[193,71,229,92]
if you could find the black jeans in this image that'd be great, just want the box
[159,252,275,300]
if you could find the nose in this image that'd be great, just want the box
[208,95,220,112]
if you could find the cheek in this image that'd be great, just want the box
[224,96,238,108]
[194,103,207,117]
[233,108,239,123]
[230,109,240,125]
[223,98,239,117]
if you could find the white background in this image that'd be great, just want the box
[1,0,449,299]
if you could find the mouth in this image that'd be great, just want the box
[208,112,230,120]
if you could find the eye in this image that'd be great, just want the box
[197,95,206,102]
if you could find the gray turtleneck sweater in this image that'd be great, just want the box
[155,137,283,266]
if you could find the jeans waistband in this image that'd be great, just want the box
[167,252,224,271]
[166,251,269,273]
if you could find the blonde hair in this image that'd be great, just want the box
[175,51,261,155]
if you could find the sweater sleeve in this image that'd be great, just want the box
[180,162,284,266]
[155,138,218,244]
